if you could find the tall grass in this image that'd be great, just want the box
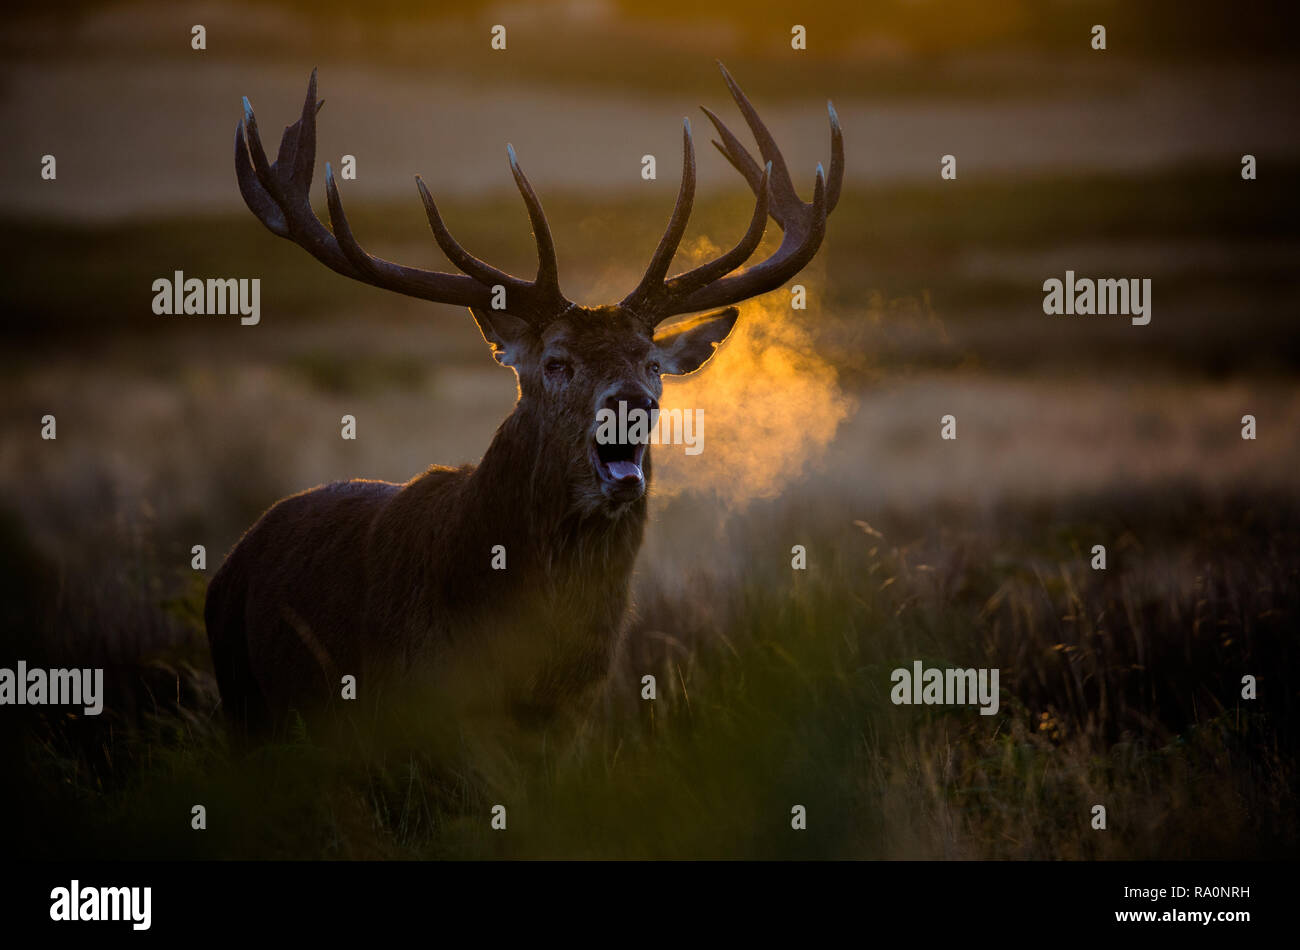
[4,482,1294,859]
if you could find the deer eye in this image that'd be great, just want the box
[544,357,572,379]
[647,360,661,375]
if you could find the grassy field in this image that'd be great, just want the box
[4,485,1296,859]
[1,162,1297,859]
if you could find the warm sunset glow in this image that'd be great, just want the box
[657,238,854,507]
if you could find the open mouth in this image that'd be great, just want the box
[591,436,647,496]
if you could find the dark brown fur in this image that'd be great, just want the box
[214,64,840,738]
[206,306,732,736]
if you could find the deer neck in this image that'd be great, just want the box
[459,405,648,590]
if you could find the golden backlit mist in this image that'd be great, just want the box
[656,243,856,507]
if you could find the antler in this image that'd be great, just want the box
[622,61,843,325]
[235,69,572,325]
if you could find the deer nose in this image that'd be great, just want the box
[604,391,657,415]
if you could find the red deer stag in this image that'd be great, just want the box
[206,63,843,736]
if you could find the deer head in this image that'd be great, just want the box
[235,63,843,516]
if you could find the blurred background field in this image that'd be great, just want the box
[1,0,1298,859]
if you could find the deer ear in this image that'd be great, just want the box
[652,307,740,376]
[470,307,533,367]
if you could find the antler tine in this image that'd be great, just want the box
[670,162,827,316]
[324,161,386,279]
[237,90,356,277]
[235,117,288,237]
[826,100,843,213]
[506,144,561,295]
[414,176,531,294]
[641,63,841,323]
[235,70,571,325]
[701,107,764,195]
[621,119,697,313]
[665,161,770,297]
[703,61,810,230]
[716,63,798,198]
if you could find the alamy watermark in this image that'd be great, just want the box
[0,661,103,715]
[1042,271,1151,326]
[50,881,150,930]
[890,660,1000,716]
[152,271,260,325]
[595,403,705,455]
